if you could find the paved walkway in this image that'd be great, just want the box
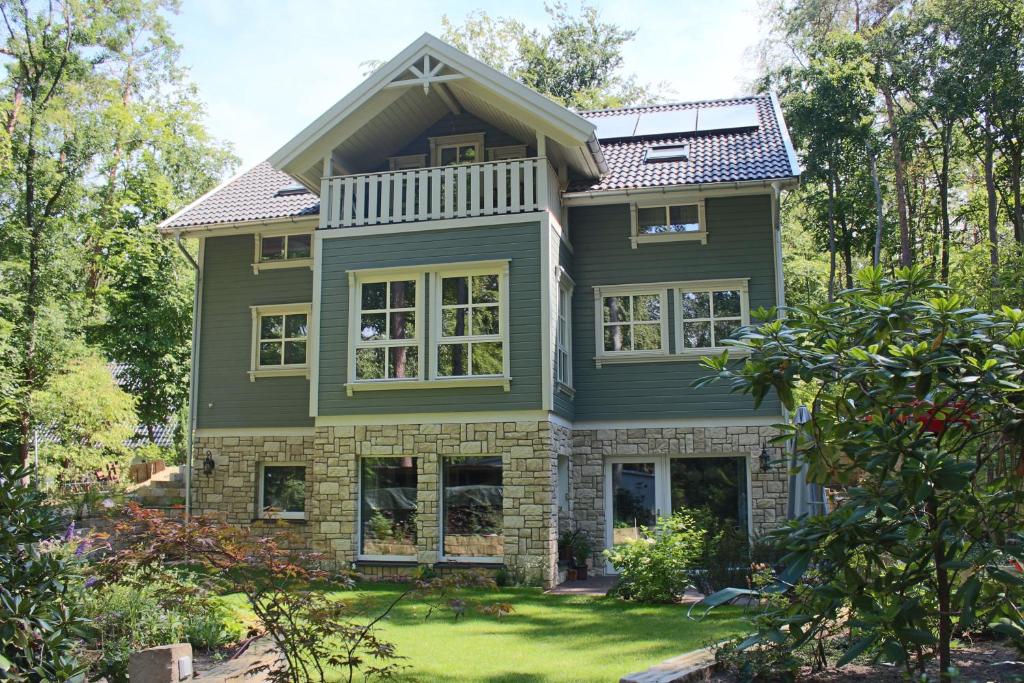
[545,575,616,595]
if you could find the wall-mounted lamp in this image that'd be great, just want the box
[759,442,772,473]
[203,450,216,476]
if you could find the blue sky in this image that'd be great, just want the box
[168,0,763,169]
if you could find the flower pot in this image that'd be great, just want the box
[567,568,578,581]
[575,565,588,580]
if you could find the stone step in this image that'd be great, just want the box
[620,645,718,683]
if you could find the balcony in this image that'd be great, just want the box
[318,157,559,229]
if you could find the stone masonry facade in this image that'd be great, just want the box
[192,421,788,587]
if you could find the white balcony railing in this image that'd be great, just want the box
[319,157,556,229]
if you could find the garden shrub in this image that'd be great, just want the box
[693,515,753,595]
[604,509,707,603]
[78,567,241,682]
[0,464,88,682]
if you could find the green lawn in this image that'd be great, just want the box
[221,583,747,682]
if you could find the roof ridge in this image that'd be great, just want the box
[579,94,764,117]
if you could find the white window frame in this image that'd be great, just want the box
[346,269,426,388]
[439,454,505,565]
[430,261,511,385]
[430,133,485,167]
[593,284,670,367]
[257,463,306,520]
[357,455,419,562]
[252,230,314,273]
[249,303,312,381]
[675,278,750,358]
[555,266,574,392]
[629,199,707,248]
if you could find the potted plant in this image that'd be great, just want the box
[558,529,579,564]
[570,532,594,580]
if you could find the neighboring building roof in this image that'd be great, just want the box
[161,162,319,230]
[566,95,799,194]
[161,95,798,231]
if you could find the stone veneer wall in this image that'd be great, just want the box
[191,422,788,585]
[568,425,789,572]
[192,421,559,586]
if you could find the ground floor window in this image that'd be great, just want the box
[669,456,748,528]
[443,456,503,560]
[360,457,418,557]
[259,464,305,519]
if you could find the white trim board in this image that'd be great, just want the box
[194,427,317,438]
[315,410,554,427]
[316,211,546,240]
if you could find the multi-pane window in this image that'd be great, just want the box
[438,143,479,166]
[637,205,701,235]
[601,292,664,354]
[259,233,311,262]
[259,465,305,519]
[443,456,503,560]
[436,272,504,377]
[360,457,418,558]
[354,278,420,381]
[555,281,573,386]
[257,310,308,368]
[678,287,744,350]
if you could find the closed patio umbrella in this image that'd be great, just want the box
[787,405,829,519]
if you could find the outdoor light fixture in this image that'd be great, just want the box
[203,450,216,476]
[759,442,772,472]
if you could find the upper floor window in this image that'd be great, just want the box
[677,282,749,353]
[430,133,484,167]
[253,232,313,273]
[598,288,667,357]
[249,303,311,380]
[555,268,574,389]
[352,276,423,382]
[433,267,507,378]
[630,200,706,247]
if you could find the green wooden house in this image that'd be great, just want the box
[160,33,800,586]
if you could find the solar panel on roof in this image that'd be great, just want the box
[695,103,759,132]
[634,109,697,137]
[593,113,639,139]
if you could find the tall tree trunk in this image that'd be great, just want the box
[19,112,40,467]
[938,126,951,283]
[928,497,953,683]
[883,86,911,266]
[834,173,854,288]
[827,175,838,302]
[869,145,885,267]
[1012,149,1023,244]
[985,136,999,279]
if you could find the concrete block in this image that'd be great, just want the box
[128,643,192,683]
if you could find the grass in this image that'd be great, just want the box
[220,582,748,682]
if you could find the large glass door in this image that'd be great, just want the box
[605,459,669,567]
[604,455,750,573]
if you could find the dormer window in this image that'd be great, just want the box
[630,200,706,247]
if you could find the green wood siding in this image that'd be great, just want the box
[197,235,314,429]
[384,112,531,170]
[317,222,544,415]
[569,195,782,421]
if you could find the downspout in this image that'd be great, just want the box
[176,232,201,520]
[771,181,790,428]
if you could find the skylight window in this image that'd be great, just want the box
[644,144,690,163]
[276,182,307,196]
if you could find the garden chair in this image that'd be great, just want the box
[686,559,806,621]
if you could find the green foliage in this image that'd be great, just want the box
[442,2,663,110]
[78,567,240,682]
[700,267,1024,679]
[30,352,137,486]
[604,509,707,603]
[0,464,87,682]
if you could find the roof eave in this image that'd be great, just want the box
[561,176,800,205]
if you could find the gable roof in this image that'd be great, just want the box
[566,94,799,194]
[160,162,318,231]
[269,32,605,189]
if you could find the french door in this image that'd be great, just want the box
[604,454,751,572]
